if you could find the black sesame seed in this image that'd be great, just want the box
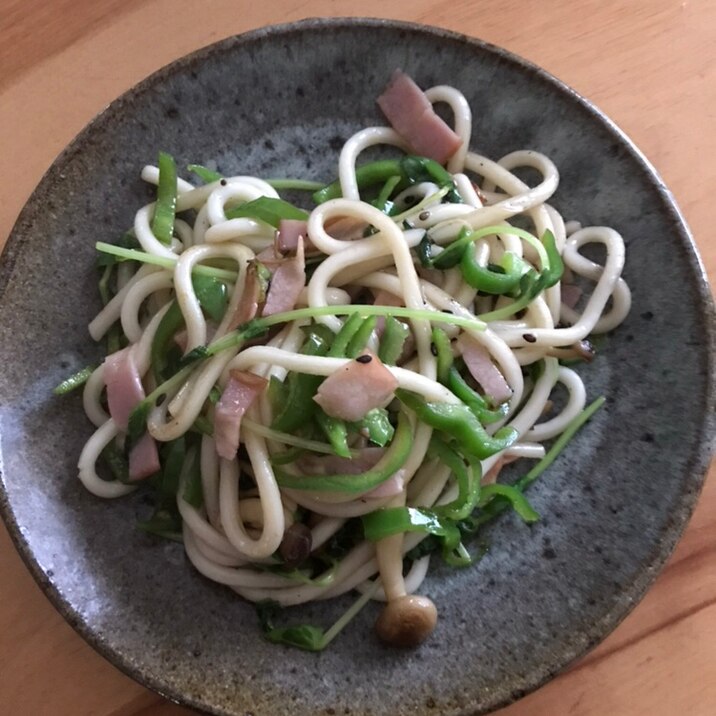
[523,333,537,343]
[418,210,431,221]
[356,354,372,364]
[220,178,227,186]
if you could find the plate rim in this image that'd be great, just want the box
[1,16,714,716]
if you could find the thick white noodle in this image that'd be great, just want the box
[78,419,135,498]
[338,127,408,200]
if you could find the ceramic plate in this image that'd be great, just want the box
[0,18,714,716]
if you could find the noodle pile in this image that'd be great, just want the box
[66,76,630,649]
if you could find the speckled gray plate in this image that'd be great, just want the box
[0,17,714,716]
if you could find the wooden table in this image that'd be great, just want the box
[1,1,714,714]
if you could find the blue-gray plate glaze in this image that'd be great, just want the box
[0,18,714,716]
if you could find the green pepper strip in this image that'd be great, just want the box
[378,315,410,365]
[361,506,470,566]
[478,484,540,523]
[53,366,95,395]
[152,152,178,245]
[151,275,228,381]
[417,233,435,268]
[151,302,184,381]
[396,389,518,460]
[477,269,542,322]
[447,366,510,424]
[433,224,542,272]
[475,230,562,321]
[187,164,222,183]
[374,174,401,213]
[313,156,461,205]
[160,436,186,497]
[273,412,412,492]
[345,315,377,358]
[363,506,460,546]
[431,327,453,384]
[328,313,364,357]
[267,374,286,407]
[316,412,351,458]
[398,156,462,203]
[432,226,474,270]
[182,445,204,508]
[271,331,330,433]
[100,443,130,483]
[225,196,308,227]
[538,229,563,289]
[461,245,526,294]
[428,436,481,520]
[348,408,395,447]
[191,274,228,321]
[313,160,405,204]
[303,321,334,346]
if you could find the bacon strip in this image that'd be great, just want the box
[261,238,306,316]
[103,347,160,481]
[457,334,512,405]
[214,370,268,459]
[561,283,583,309]
[377,70,462,164]
[227,260,265,330]
[128,433,161,482]
[104,347,144,431]
[313,351,398,422]
[277,219,312,254]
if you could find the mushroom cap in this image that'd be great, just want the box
[374,594,438,648]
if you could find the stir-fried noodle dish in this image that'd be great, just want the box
[55,70,631,650]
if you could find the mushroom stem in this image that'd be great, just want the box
[375,495,408,601]
[376,533,407,600]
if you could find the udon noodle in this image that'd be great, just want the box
[65,73,630,649]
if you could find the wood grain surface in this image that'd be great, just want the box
[1,1,714,714]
